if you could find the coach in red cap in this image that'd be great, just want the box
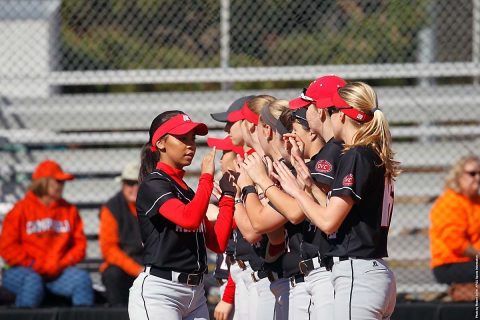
[0,160,93,308]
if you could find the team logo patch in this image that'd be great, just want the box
[315,160,332,173]
[342,174,354,187]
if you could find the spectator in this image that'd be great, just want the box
[430,155,480,300]
[0,160,93,308]
[99,161,143,306]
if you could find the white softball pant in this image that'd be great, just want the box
[304,266,334,320]
[128,270,209,320]
[331,258,396,320]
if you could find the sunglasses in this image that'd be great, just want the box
[464,170,480,177]
[123,180,139,186]
[300,88,315,102]
[327,106,353,117]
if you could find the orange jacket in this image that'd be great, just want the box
[429,189,480,268]
[0,192,87,276]
[98,203,143,277]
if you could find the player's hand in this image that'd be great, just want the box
[293,154,313,192]
[201,146,216,175]
[235,155,253,189]
[219,171,236,197]
[214,300,234,320]
[242,152,269,185]
[272,160,302,197]
[283,133,305,164]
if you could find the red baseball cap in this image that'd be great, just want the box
[207,136,245,157]
[227,102,259,125]
[151,113,208,151]
[32,160,74,181]
[289,75,347,109]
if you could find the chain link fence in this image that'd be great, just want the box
[0,0,479,304]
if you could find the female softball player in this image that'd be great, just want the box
[128,110,235,320]
[275,82,400,320]
[286,75,346,320]
[210,96,273,320]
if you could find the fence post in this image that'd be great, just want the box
[474,0,480,85]
[220,0,231,90]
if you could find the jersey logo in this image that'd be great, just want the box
[315,160,332,173]
[342,174,355,187]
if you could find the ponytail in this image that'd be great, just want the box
[139,142,159,183]
[339,82,401,179]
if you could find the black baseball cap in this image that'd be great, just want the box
[292,107,310,129]
[210,95,255,123]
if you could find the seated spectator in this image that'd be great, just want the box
[430,155,480,300]
[0,160,93,308]
[99,161,143,306]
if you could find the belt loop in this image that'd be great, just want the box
[144,266,151,274]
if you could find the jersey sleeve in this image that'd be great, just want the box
[330,148,373,202]
[138,176,177,219]
[308,140,342,187]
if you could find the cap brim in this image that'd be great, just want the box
[207,137,244,155]
[210,111,229,123]
[289,97,311,110]
[53,173,75,181]
[170,122,209,136]
[226,110,245,123]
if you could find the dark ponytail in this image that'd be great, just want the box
[139,110,184,183]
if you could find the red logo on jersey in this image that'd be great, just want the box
[342,174,354,187]
[315,160,332,173]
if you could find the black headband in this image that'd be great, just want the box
[260,106,289,136]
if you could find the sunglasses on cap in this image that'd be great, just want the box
[464,170,480,177]
[300,88,315,102]
[327,106,353,117]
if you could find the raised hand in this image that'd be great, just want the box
[201,146,216,175]
[235,154,253,189]
[242,152,269,185]
[293,154,314,192]
[272,159,302,198]
[283,133,305,163]
[219,171,237,197]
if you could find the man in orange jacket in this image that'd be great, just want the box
[99,161,143,306]
[0,160,94,307]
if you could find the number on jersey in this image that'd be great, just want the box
[381,177,394,227]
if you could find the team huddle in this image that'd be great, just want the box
[128,76,400,320]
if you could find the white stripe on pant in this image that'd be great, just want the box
[128,270,209,320]
[331,258,396,320]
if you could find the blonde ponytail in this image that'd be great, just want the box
[339,82,401,179]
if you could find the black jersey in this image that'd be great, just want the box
[307,138,343,186]
[232,228,265,271]
[302,138,343,259]
[328,146,394,258]
[136,169,208,273]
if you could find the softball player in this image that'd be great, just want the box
[211,96,278,320]
[275,82,399,320]
[287,75,346,319]
[128,111,235,320]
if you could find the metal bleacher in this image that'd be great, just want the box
[0,83,479,296]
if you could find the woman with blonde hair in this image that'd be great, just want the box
[275,82,400,319]
[429,155,480,300]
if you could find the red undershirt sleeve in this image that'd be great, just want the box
[158,173,213,229]
[222,273,236,304]
[204,196,234,253]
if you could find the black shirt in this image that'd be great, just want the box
[302,138,343,259]
[328,146,394,258]
[136,169,208,273]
